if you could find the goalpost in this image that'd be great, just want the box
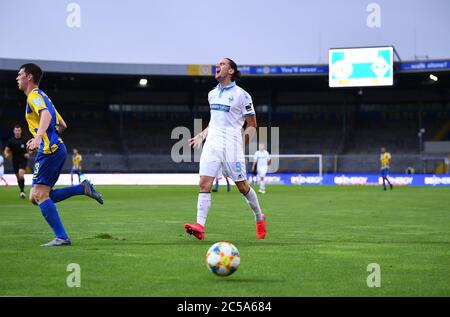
[244,154,323,178]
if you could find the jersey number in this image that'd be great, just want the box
[33,162,40,179]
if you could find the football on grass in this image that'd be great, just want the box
[206,242,240,277]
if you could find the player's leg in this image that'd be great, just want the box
[31,184,70,246]
[32,146,72,246]
[77,171,81,184]
[1,176,9,187]
[50,178,103,204]
[258,171,266,193]
[226,177,230,192]
[70,169,74,185]
[197,175,215,225]
[18,169,26,198]
[235,180,263,221]
[29,187,37,205]
[184,145,219,240]
[260,166,268,193]
[51,166,102,204]
[184,175,214,240]
[381,169,387,190]
[0,172,7,186]
[15,164,26,198]
[212,177,219,192]
[224,155,266,239]
[13,163,19,192]
[235,180,266,239]
[385,170,393,190]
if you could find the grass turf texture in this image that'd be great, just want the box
[0,185,449,296]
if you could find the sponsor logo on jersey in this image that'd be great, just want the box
[210,104,231,112]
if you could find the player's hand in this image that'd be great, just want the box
[26,137,41,151]
[55,124,65,135]
[188,133,205,149]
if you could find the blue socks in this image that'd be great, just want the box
[39,184,85,240]
[50,185,84,203]
[39,199,69,239]
[214,180,219,192]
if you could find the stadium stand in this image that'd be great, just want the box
[1,72,449,174]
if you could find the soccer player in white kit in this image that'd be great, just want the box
[0,155,10,187]
[184,58,266,240]
[252,143,271,194]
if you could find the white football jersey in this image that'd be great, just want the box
[254,150,270,168]
[206,82,255,149]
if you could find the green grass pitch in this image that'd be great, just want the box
[0,185,449,296]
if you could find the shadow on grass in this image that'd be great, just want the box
[208,277,285,283]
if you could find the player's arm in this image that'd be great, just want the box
[24,148,31,160]
[244,115,257,145]
[189,127,208,149]
[3,146,12,159]
[55,110,67,135]
[240,91,257,145]
[27,110,52,151]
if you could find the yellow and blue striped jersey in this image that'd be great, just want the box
[25,88,64,155]
[72,154,82,170]
[380,152,391,169]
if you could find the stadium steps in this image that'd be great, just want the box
[432,119,450,141]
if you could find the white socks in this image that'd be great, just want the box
[196,192,211,226]
[197,189,262,226]
[244,187,263,221]
[260,179,265,191]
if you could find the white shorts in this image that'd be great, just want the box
[257,166,268,178]
[215,166,223,179]
[199,143,246,182]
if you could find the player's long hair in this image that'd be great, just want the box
[225,58,241,82]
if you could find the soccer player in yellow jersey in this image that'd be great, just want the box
[380,147,393,191]
[71,148,83,185]
[17,63,103,247]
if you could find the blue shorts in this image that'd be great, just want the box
[32,143,67,188]
[381,168,389,178]
[71,168,82,175]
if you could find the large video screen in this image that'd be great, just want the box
[329,46,394,88]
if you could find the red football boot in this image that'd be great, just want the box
[256,214,266,239]
[184,223,205,240]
